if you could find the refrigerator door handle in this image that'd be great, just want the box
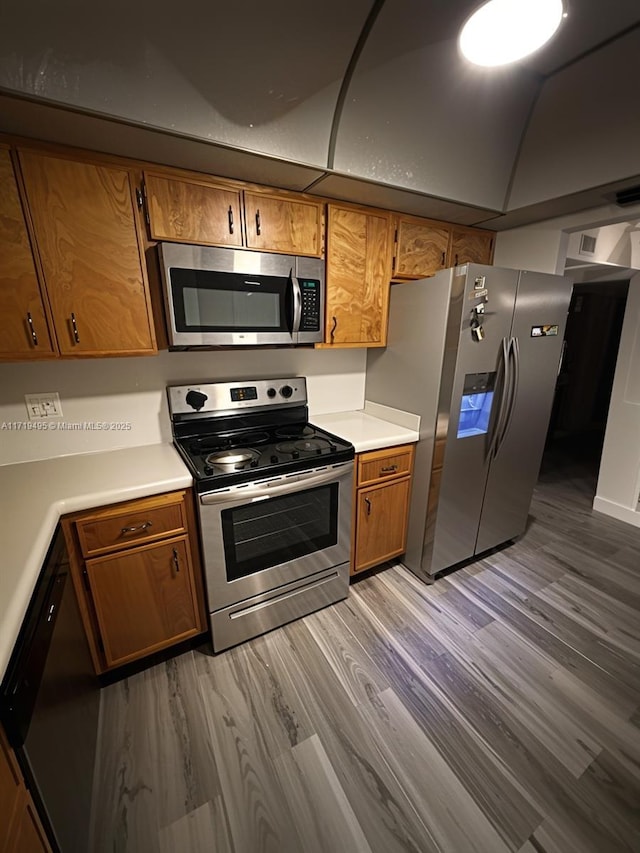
[488,337,510,459]
[495,336,519,458]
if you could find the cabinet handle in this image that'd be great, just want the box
[228,205,234,234]
[330,316,337,343]
[255,209,261,236]
[26,312,38,346]
[120,521,153,535]
[365,497,372,516]
[380,465,398,473]
[172,548,180,573]
[71,312,80,343]
[441,251,446,267]
[454,253,459,266]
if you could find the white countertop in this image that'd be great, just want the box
[0,443,193,682]
[312,402,420,453]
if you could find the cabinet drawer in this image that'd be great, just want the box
[76,494,187,558]
[357,444,415,487]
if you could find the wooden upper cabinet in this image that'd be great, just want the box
[244,191,323,257]
[393,215,450,280]
[17,150,156,356]
[449,226,495,267]
[0,147,57,360]
[144,171,242,247]
[323,204,392,348]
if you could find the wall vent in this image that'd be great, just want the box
[579,234,597,255]
[615,186,640,206]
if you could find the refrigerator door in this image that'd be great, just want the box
[475,270,572,554]
[429,265,519,574]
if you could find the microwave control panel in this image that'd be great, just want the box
[300,279,321,331]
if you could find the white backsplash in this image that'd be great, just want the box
[0,348,366,465]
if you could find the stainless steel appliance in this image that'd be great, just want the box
[167,378,354,651]
[1,527,100,852]
[159,243,324,347]
[366,263,572,579]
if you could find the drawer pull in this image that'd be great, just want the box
[381,465,398,473]
[172,548,180,573]
[120,521,153,535]
[365,497,372,516]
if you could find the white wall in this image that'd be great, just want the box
[495,202,640,528]
[0,348,366,466]
[593,272,640,526]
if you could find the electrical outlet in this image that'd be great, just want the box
[25,393,63,420]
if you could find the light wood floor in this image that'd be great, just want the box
[91,448,640,852]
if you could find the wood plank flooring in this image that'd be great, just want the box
[90,450,640,852]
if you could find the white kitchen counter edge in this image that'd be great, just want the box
[310,404,420,453]
[0,443,193,682]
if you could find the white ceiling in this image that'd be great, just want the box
[0,0,638,228]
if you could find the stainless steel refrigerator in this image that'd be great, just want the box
[366,263,572,580]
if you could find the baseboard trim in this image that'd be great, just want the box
[592,496,640,528]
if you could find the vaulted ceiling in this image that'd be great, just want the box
[1,0,639,229]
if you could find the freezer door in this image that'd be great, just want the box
[475,270,572,554]
[429,265,519,574]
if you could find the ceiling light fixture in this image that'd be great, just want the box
[459,0,565,67]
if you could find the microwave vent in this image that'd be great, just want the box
[579,234,597,255]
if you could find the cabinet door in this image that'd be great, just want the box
[18,150,156,356]
[8,792,52,853]
[86,536,201,668]
[324,204,392,347]
[394,216,450,279]
[449,227,494,267]
[244,191,323,257]
[144,171,242,247]
[354,478,411,573]
[0,148,56,360]
[1,727,22,849]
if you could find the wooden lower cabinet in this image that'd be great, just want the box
[86,536,200,668]
[351,443,415,575]
[63,489,206,673]
[1,727,51,853]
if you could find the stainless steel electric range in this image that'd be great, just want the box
[168,377,354,652]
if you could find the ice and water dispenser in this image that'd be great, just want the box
[457,372,495,439]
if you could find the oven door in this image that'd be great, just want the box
[198,462,352,611]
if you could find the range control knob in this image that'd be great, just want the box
[270,454,279,464]
[280,385,293,399]
[267,387,277,398]
[185,389,208,411]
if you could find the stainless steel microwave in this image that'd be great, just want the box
[158,243,324,347]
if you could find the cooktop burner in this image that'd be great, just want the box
[274,425,316,440]
[167,377,355,491]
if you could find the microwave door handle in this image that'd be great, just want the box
[290,273,302,334]
[199,464,352,505]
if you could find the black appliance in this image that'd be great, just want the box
[0,527,100,852]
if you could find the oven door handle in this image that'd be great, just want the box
[199,464,352,505]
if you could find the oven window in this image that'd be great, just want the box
[221,484,338,580]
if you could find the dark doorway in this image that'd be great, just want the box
[541,279,629,489]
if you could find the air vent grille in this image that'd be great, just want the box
[615,186,640,206]
[579,234,597,255]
